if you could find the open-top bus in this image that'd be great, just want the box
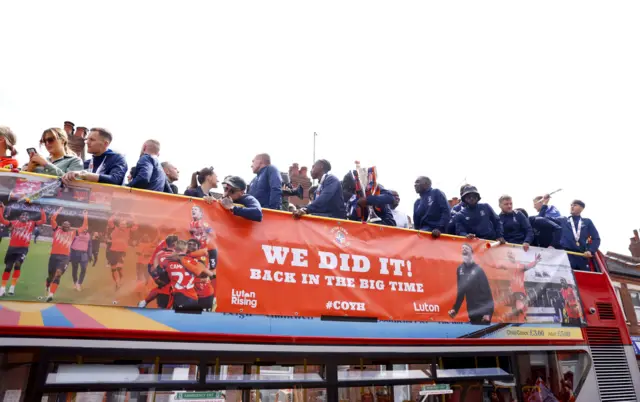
[0,170,639,402]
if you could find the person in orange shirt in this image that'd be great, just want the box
[107,214,138,290]
[560,278,582,325]
[0,204,47,297]
[498,251,541,321]
[189,205,218,271]
[138,234,178,309]
[135,233,154,286]
[45,208,88,302]
[154,239,213,310]
[186,239,215,311]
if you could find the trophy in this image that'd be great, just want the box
[354,161,382,223]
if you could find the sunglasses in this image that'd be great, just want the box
[223,186,236,193]
[41,136,57,145]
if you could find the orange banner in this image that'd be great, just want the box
[0,171,584,325]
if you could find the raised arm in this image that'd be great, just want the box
[523,254,542,270]
[366,187,394,207]
[79,210,89,232]
[51,207,62,230]
[36,208,47,225]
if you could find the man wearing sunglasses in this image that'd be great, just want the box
[207,176,262,222]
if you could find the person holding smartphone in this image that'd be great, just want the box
[25,128,83,176]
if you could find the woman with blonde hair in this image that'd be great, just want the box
[26,128,83,176]
[0,126,19,170]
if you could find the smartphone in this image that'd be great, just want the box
[26,148,37,158]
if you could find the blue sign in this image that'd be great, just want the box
[631,336,640,355]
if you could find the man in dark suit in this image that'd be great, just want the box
[293,159,345,220]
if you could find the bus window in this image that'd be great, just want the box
[0,352,33,402]
[516,350,590,401]
[251,388,326,402]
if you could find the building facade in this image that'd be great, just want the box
[604,230,640,366]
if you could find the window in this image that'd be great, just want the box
[612,282,627,321]
[516,351,590,401]
[0,352,32,402]
[629,290,640,322]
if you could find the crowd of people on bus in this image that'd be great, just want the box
[0,123,600,271]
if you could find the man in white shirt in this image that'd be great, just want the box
[390,190,411,229]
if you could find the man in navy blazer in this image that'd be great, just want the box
[62,128,128,187]
[557,200,601,271]
[293,159,345,220]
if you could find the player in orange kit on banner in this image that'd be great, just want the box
[0,204,46,297]
[135,233,154,287]
[186,238,215,311]
[560,278,582,325]
[45,208,89,302]
[138,234,178,309]
[107,214,138,290]
[498,251,542,322]
[189,205,218,271]
[154,239,214,310]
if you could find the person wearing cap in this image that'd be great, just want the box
[413,176,450,237]
[62,128,128,186]
[63,121,75,137]
[533,194,562,219]
[558,200,600,271]
[248,153,283,210]
[498,195,533,250]
[209,176,262,222]
[128,140,172,193]
[68,126,87,162]
[454,185,505,242]
[0,126,19,170]
[293,159,345,220]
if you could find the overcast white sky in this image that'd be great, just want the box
[1,1,638,254]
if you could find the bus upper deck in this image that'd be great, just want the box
[0,170,638,401]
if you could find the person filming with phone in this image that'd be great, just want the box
[25,128,83,176]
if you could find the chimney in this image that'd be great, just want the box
[630,230,640,257]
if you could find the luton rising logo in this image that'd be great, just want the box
[330,226,350,247]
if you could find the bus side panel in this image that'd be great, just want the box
[574,270,630,339]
